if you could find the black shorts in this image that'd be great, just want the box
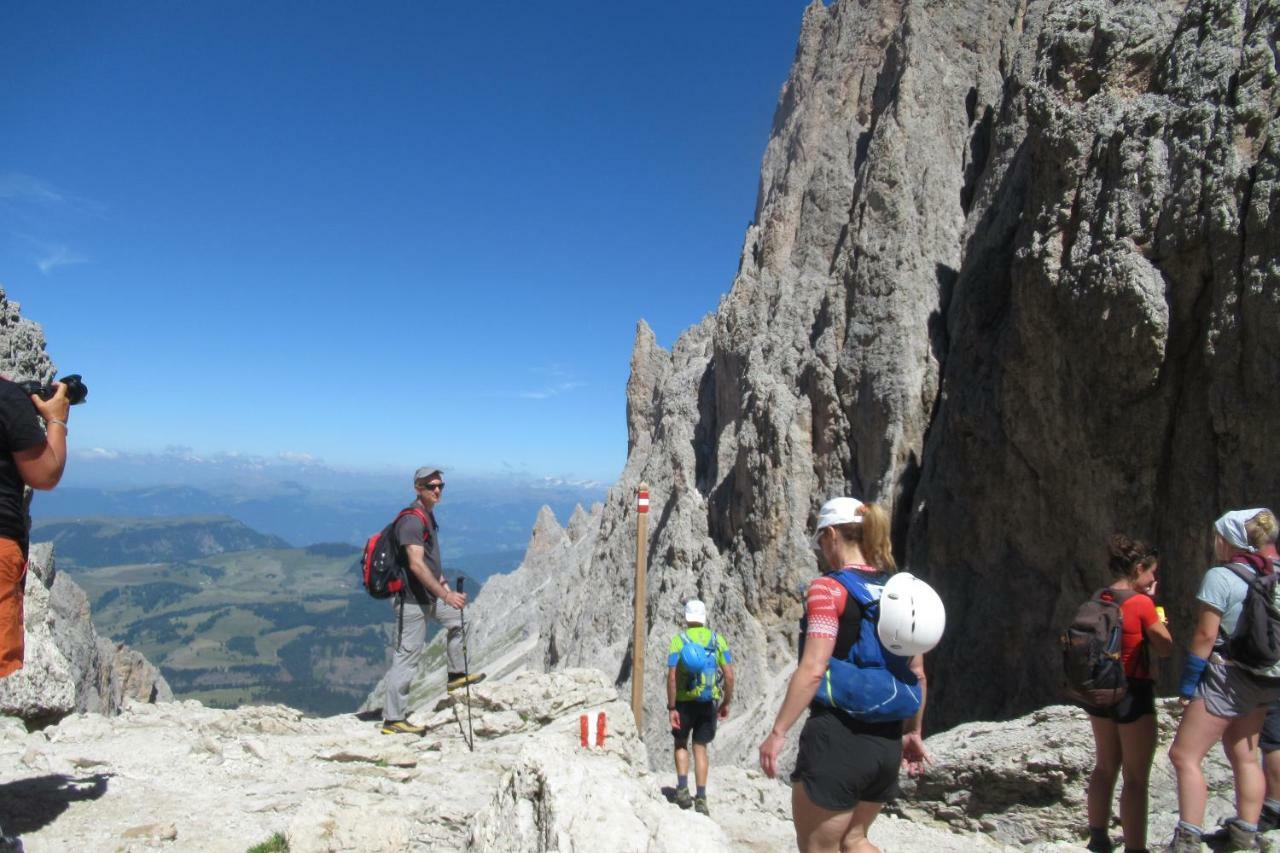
[1261,700,1280,753]
[790,706,903,810]
[671,700,717,746]
[1085,678,1156,725]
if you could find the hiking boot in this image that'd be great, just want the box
[380,719,426,735]
[694,795,709,816]
[1225,818,1258,850]
[673,786,692,809]
[1167,825,1203,853]
[1259,807,1280,834]
[1086,829,1114,853]
[447,673,486,692]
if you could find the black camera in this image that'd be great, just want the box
[17,374,89,406]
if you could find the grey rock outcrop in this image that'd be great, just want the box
[3,680,1267,851]
[0,543,172,722]
[1,668,1024,852]
[452,0,1280,766]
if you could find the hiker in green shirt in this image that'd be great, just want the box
[666,599,734,816]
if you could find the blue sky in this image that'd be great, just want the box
[1,2,808,483]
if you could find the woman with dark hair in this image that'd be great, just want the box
[1167,509,1280,852]
[1083,535,1172,853]
[758,497,936,853]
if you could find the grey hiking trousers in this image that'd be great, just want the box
[383,595,465,722]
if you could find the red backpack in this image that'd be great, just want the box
[360,507,429,599]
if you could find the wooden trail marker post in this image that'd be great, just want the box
[631,483,650,727]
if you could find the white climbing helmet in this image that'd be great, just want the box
[877,572,946,656]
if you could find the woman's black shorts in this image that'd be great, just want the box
[790,706,902,811]
[1085,678,1156,725]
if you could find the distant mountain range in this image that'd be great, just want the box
[31,474,608,556]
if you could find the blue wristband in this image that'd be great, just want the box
[1179,654,1209,699]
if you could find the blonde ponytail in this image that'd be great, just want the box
[1247,510,1279,548]
[859,503,897,572]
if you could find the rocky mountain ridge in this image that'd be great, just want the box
[439,0,1280,765]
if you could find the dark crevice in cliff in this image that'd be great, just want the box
[615,645,632,689]
[693,362,718,497]
[961,102,995,215]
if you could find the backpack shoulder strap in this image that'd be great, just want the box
[393,507,431,542]
[829,569,878,608]
[1225,562,1260,583]
[1097,587,1137,605]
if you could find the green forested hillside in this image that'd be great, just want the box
[65,546,393,714]
[40,516,507,715]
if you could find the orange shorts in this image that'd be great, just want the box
[0,538,26,678]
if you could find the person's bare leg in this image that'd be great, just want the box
[1088,716,1122,837]
[1116,714,1158,850]
[1168,699,1233,828]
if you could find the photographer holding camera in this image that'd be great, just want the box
[0,376,71,679]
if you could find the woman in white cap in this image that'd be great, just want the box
[1166,508,1280,853]
[758,496,938,853]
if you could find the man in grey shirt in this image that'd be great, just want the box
[381,467,482,735]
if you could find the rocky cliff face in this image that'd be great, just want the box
[432,0,1280,764]
[0,288,171,723]
[616,0,1280,743]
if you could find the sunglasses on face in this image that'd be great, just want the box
[421,482,444,492]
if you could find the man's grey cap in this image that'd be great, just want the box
[414,466,441,484]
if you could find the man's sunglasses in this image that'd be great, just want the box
[420,482,445,492]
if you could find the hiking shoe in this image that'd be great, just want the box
[1226,818,1258,850]
[1167,825,1203,853]
[380,719,426,735]
[1085,836,1114,853]
[447,673,486,692]
[694,795,709,816]
[1259,807,1280,834]
[674,786,692,809]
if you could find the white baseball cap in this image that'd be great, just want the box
[812,497,866,546]
[684,599,707,624]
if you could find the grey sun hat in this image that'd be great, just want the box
[414,466,442,484]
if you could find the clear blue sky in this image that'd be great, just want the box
[1,2,808,483]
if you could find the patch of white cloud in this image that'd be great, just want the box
[35,243,88,275]
[518,380,586,400]
[76,447,121,460]
[0,173,65,205]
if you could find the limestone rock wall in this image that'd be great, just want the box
[614,0,1280,743]
[400,0,1277,766]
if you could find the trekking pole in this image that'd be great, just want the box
[456,576,475,752]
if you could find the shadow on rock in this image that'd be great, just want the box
[0,774,111,835]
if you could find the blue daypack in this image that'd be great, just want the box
[814,570,922,722]
[678,631,720,702]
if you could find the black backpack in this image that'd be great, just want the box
[359,507,428,599]
[1061,587,1136,707]
[1221,562,1280,669]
